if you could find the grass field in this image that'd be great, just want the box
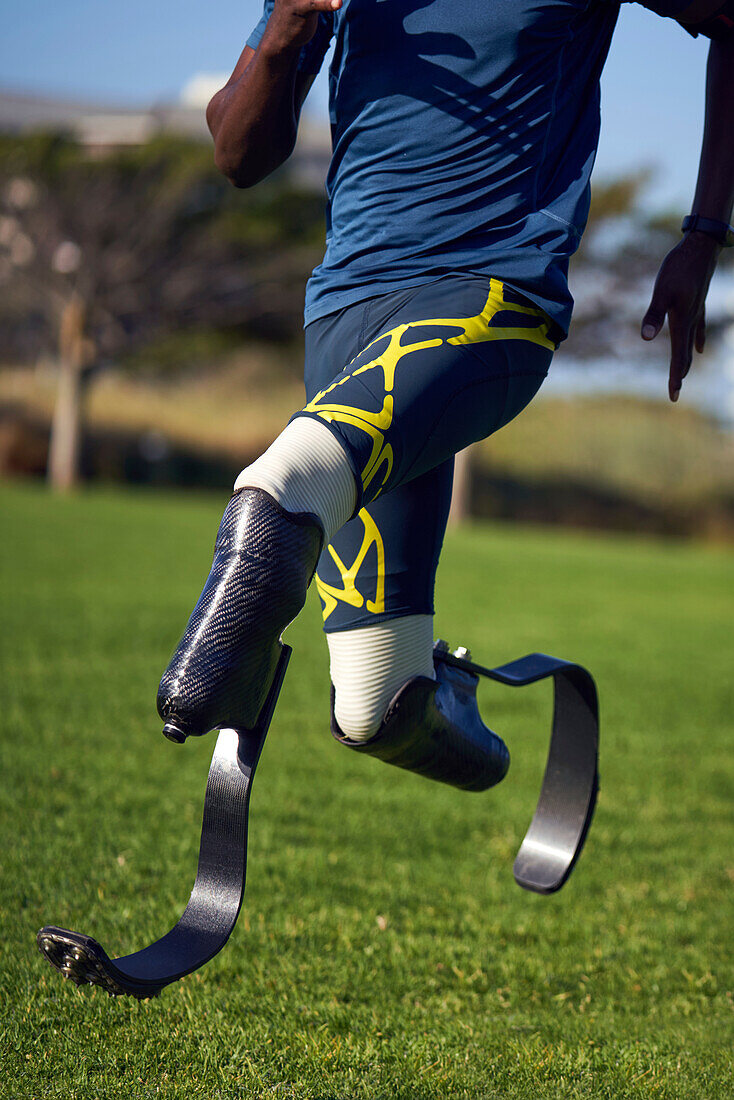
[2,482,733,1099]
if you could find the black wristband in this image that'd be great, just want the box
[681,214,734,247]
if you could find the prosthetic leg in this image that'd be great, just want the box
[330,643,511,792]
[38,635,598,997]
[333,640,598,893]
[37,647,291,999]
[38,485,322,998]
[437,643,599,894]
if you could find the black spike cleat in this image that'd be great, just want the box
[37,927,154,998]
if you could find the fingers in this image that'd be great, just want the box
[641,300,665,342]
[643,294,706,403]
[667,315,694,403]
[268,0,341,49]
[281,0,340,15]
[643,237,717,402]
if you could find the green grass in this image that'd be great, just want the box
[2,482,733,1099]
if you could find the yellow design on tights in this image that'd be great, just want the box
[302,278,554,501]
[315,507,385,623]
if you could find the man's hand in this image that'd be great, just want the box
[263,0,342,54]
[641,230,720,402]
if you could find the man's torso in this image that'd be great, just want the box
[247,1,691,334]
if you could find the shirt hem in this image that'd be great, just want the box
[303,272,570,342]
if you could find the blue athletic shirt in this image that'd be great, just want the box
[246,1,695,338]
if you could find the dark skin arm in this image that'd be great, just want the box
[641,12,734,401]
[206,0,342,188]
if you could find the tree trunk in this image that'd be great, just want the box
[47,295,88,492]
[448,444,474,527]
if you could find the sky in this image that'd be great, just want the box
[0,1,710,211]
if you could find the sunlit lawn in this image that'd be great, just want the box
[2,482,732,1099]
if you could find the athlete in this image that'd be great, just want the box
[156,0,734,790]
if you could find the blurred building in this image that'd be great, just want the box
[0,85,331,187]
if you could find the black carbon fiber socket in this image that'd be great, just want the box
[157,488,322,739]
[331,647,510,791]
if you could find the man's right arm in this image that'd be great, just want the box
[206,0,340,189]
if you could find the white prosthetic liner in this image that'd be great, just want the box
[235,416,356,541]
[328,616,436,741]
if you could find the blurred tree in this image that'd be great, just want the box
[585,170,653,230]
[0,133,326,489]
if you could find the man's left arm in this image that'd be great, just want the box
[641,25,734,401]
